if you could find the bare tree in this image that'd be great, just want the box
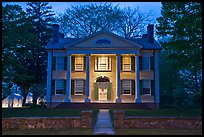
[55,3,152,39]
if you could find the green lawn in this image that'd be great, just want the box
[110,107,202,117]
[115,128,202,135]
[2,128,93,135]
[2,107,99,118]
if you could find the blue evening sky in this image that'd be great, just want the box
[2,2,162,24]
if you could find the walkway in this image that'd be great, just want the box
[93,109,115,135]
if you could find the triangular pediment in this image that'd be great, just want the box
[65,30,142,49]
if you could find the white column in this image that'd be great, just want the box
[154,52,160,105]
[85,54,91,102]
[135,55,141,103]
[65,54,71,102]
[46,51,52,106]
[116,54,122,103]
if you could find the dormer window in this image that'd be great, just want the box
[95,39,111,44]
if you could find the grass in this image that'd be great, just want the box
[115,128,202,135]
[110,107,202,118]
[2,128,93,135]
[2,107,100,118]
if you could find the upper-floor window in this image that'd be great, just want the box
[75,57,84,71]
[56,57,64,70]
[142,57,150,70]
[55,79,64,94]
[74,79,84,95]
[95,39,111,44]
[122,56,131,71]
[95,56,111,71]
[142,80,151,95]
[122,80,131,95]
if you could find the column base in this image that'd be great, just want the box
[135,97,141,103]
[116,97,122,103]
[65,97,71,102]
[85,97,91,102]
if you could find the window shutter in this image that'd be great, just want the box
[71,56,75,71]
[71,79,75,95]
[83,79,86,95]
[83,56,86,71]
[120,56,123,71]
[51,80,55,96]
[131,56,135,71]
[139,56,142,70]
[64,56,67,70]
[52,56,56,70]
[140,80,142,95]
[150,56,154,71]
[94,82,99,100]
[64,80,66,95]
[107,82,112,100]
[120,80,123,95]
[131,80,135,95]
[151,80,155,96]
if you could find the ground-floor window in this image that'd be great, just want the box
[122,79,131,95]
[74,79,84,95]
[55,79,64,94]
[142,80,151,94]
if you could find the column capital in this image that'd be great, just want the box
[86,54,90,56]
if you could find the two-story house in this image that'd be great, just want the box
[45,24,162,108]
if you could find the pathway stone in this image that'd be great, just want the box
[93,109,115,135]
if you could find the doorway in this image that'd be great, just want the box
[95,76,111,101]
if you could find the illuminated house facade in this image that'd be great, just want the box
[45,24,162,108]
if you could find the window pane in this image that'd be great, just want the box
[56,80,64,94]
[122,80,131,95]
[75,57,84,71]
[95,56,111,71]
[75,79,83,95]
[142,57,150,70]
[123,57,131,71]
[142,80,150,94]
[56,57,64,70]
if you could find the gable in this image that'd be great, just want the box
[65,30,142,49]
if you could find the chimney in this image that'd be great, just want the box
[147,24,154,43]
[52,24,59,43]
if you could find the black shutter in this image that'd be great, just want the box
[52,56,56,70]
[83,79,86,95]
[64,56,67,70]
[83,56,86,71]
[120,80,123,95]
[64,80,66,95]
[131,56,135,71]
[71,56,75,71]
[150,56,154,71]
[131,80,135,95]
[121,56,123,71]
[151,80,155,96]
[139,56,142,70]
[51,80,55,96]
[140,80,143,95]
[71,79,75,95]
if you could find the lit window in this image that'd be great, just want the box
[75,57,84,71]
[55,80,64,94]
[75,79,83,95]
[95,57,111,71]
[142,57,150,70]
[142,80,151,94]
[122,80,131,95]
[56,57,64,70]
[122,56,131,71]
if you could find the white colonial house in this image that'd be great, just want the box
[45,24,162,108]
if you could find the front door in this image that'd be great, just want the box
[98,82,107,101]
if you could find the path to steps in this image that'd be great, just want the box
[93,109,115,135]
